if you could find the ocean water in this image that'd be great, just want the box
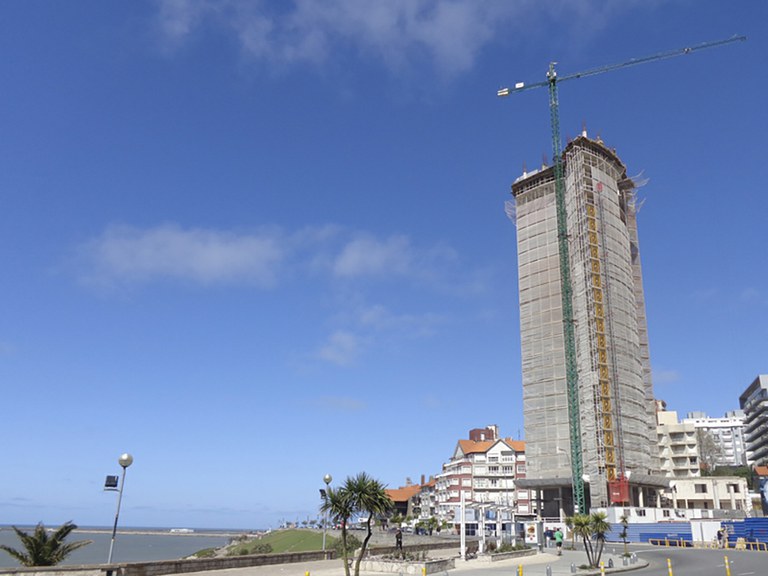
[0,527,235,568]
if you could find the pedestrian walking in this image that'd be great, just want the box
[555,528,564,555]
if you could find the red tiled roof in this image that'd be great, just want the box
[458,439,494,455]
[504,438,525,452]
[754,465,768,477]
[458,438,525,455]
[386,484,422,503]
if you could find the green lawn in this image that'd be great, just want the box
[228,529,333,555]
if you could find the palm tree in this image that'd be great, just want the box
[569,512,612,568]
[0,522,92,567]
[618,513,629,557]
[320,486,355,576]
[571,513,595,566]
[589,511,611,567]
[344,472,394,576]
[320,472,394,576]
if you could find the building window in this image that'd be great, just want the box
[695,484,708,493]
[663,510,670,517]
[517,464,527,473]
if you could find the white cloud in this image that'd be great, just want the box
[332,234,412,278]
[155,0,646,76]
[79,224,284,287]
[358,303,443,336]
[316,330,365,366]
[75,223,459,291]
[331,233,457,281]
[740,287,767,306]
[156,0,212,45]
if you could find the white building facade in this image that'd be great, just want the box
[657,409,701,478]
[683,410,747,468]
[434,426,529,523]
[740,375,768,465]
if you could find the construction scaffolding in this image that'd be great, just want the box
[511,134,656,509]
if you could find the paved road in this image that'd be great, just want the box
[632,546,766,576]
[178,544,767,576]
[179,547,641,576]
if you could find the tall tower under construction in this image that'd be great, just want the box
[511,133,664,512]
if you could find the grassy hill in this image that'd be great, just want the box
[227,529,332,555]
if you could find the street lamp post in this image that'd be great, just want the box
[107,453,133,564]
[321,474,332,553]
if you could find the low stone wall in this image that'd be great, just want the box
[366,541,459,557]
[0,540,464,576]
[0,567,108,576]
[120,551,334,576]
[476,548,537,563]
[359,558,455,575]
[0,551,335,576]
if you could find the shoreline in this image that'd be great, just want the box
[73,529,244,538]
[0,527,246,539]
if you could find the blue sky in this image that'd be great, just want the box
[1,1,765,530]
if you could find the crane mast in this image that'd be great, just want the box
[499,35,746,515]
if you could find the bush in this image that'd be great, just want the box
[191,548,217,558]
[494,542,529,553]
[333,534,361,555]
[382,550,428,561]
[226,543,272,556]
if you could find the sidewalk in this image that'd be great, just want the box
[177,547,647,576]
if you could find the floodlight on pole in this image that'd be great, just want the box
[321,474,332,553]
[107,453,133,564]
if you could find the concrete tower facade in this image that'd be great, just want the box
[511,134,661,511]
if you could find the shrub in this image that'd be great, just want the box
[333,534,361,555]
[191,548,217,558]
[494,542,529,553]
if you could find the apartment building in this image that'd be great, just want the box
[434,426,529,522]
[657,408,701,478]
[683,410,748,468]
[740,375,768,465]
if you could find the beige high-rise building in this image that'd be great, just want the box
[511,133,665,514]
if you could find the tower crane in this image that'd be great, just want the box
[498,35,746,515]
